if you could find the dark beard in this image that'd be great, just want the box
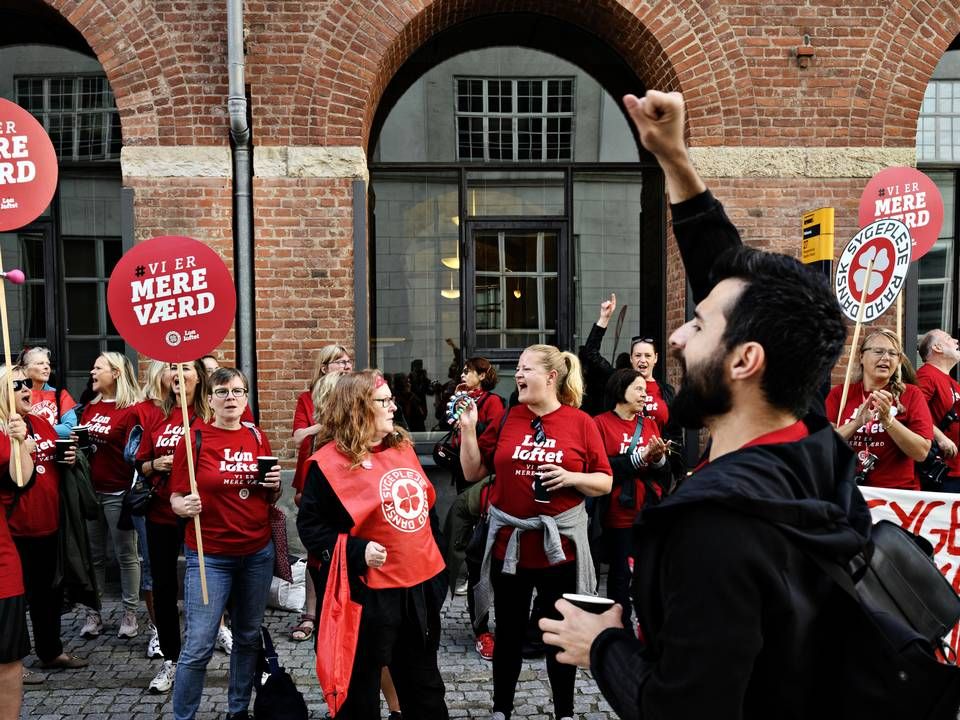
[671,351,732,429]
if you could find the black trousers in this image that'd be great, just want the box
[465,554,489,635]
[330,585,448,720]
[14,533,63,663]
[146,519,185,660]
[490,559,577,720]
[604,526,634,628]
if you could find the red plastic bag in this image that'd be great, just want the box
[316,534,362,716]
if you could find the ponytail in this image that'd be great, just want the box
[527,344,584,409]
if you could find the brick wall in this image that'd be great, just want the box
[39,0,960,456]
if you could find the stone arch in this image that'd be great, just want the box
[295,0,758,149]
[849,2,960,146]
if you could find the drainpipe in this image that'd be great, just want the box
[227,0,258,419]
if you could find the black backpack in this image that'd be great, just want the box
[253,626,308,720]
[807,520,960,719]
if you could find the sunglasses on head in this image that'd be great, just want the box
[631,336,656,347]
[12,378,33,392]
[530,416,547,444]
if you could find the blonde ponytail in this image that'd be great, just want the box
[527,344,584,408]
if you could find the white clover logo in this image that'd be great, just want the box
[852,245,889,295]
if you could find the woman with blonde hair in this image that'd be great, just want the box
[297,370,448,720]
[78,351,143,640]
[289,344,352,643]
[458,344,612,720]
[826,328,933,489]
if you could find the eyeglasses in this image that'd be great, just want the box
[531,416,547,444]
[862,348,899,359]
[326,359,352,367]
[12,379,33,392]
[372,396,396,408]
[212,387,248,398]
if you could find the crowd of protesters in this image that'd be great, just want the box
[1,87,958,720]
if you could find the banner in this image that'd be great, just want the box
[0,98,58,232]
[858,167,944,261]
[861,486,960,655]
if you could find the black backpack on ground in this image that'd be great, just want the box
[253,626,308,720]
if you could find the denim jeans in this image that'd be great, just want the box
[172,541,275,720]
[87,491,141,611]
[131,514,153,592]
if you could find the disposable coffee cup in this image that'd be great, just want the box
[532,472,550,503]
[55,439,75,464]
[562,593,615,614]
[72,425,90,450]
[257,456,279,484]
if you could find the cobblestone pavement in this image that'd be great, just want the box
[20,586,615,720]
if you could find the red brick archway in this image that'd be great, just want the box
[295,0,758,149]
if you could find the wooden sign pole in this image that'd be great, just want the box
[0,254,23,487]
[836,258,877,426]
[177,363,208,604]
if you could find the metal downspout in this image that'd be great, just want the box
[227,0,257,418]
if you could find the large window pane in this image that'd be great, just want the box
[65,283,100,334]
[370,171,460,433]
[573,172,643,359]
[466,171,564,216]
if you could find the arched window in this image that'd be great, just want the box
[367,25,664,429]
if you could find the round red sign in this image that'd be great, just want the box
[0,98,58,232]
[858,166,944,261]
[834,219,912,323]
[107,236,236,362]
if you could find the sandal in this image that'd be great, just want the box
[290,614,316,642]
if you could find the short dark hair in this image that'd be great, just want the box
[209,367,248,391]
[604,368,643,410]
[710,246,846,417]
[465,356,498,391]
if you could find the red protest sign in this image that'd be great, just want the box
[834,219,911,323]
[107,236,236,362]
[0,98,58,232]
[858,167,944,261]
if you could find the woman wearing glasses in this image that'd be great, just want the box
[169,368,280,720]
[457,344,612,720]
[136,360,213,694]
[78,352,143,641]
[297,370,448,720]
[289,344,352,643]
[826,329,933,489]
[0,365,87,680]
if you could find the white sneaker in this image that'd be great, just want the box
[490,713,506,720]
[455,578,469,596]
[117,610,139,639]
[148,660,176,694]
[217,624,233,654]
[80,611,103,638]
[146,624,163,659]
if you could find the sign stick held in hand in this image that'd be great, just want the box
[0,264,26,486]
[836,258,876,426]
[176,362,208,604]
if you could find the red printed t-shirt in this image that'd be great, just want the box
[825,382,933,490]
[30,387,76,429]
[138,405,200,525]
[644,379,669,432]
[916,363,960,477]
[593,411,662,529]
[478,403,611,568]
[292,391,315,493]
[0,510,22,599]
[80,399,138,493]
[170,422,273,556]
[0,417,61,537]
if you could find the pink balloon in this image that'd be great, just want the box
[2,269,25,285]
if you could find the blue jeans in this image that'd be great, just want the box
[172,541,275,720]
[131,515,153,592]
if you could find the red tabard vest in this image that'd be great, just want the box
[312,442,445,590]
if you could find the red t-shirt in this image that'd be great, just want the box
[915,363,960,477]
[292,391,316,493]
[138,405,201,525]
[644,379,669,432]
[0,417,61,537]
[80,399,139,493]
[478,403,611,568]
[0,509,22,599]
[135,400,165,435]
[825,382,933,490]
[593,411,662,529]
[30,387,76,429]
[169,422,274,556]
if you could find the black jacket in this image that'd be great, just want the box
[590,415,872,720]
